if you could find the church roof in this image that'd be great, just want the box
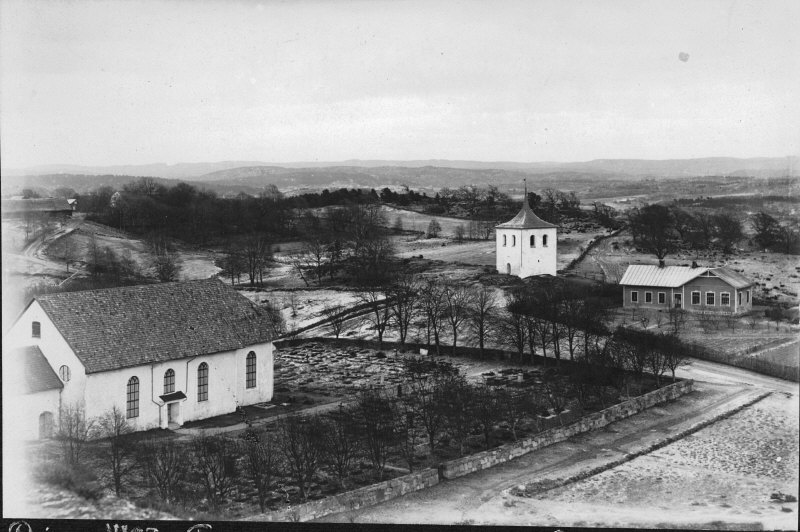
[14,346,64,394]
[32,278,278,374]
[496,202,556,229]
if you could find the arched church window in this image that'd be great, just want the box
[530,235,535,247]
[543,234,548,247]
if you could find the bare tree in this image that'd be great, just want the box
[138,437,188,503]
[356,390,398,480]
[440,375,475,456]
[240,233,272,287]
[494,306,527,361]
[277,415,324,500]
[95,406,136,497]
[56,403,95,466]
[403,358,459,458]
[467,284,497,358]
[387,275,420,346]
[50,235,78,273]
[496,387,541,440]
[453,224,466,242]
[426,219,442,238]
[357,287,392,348]
[419,277,447,355]
[442,282,474,356]
[320,405,361,488]
[667,307,687,335]
[239,428,280,512]
[473,384,502,449]
[661,334,689,382]
[191,433,239,512]
[394,398,421,472]
[148,234,181,282]
[322,304,348,339]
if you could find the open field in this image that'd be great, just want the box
[533,392,798,530]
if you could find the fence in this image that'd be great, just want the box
[689,346,799,382]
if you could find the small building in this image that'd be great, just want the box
[4,278,278,439]
[1,198,74,219]
[496,201,557,278]
[619,264,754,314]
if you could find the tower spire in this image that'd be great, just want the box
[523,178,527,205]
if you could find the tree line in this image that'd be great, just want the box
[628,203,800,258]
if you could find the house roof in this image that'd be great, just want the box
[1,198,72,214]
[619,265,753,289]
[496,203,556,230]
[34,278,277,374]
[15,346,64,394]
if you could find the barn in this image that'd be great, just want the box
[4,278,278,440]
[620,264,754,314]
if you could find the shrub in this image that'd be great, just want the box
[40,462,104,501]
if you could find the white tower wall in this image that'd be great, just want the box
[496,227,557,277]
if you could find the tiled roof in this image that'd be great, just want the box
[496,203,556,230]
[620,264,753,289]
[2,198,72,214]
[35,279,276,374]
[15,346,64,394]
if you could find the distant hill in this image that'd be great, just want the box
[4,156,797,181]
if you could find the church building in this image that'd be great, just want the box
[4,278,277,440]
[496,197,557,278]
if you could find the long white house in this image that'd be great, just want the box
[5,278,278,440]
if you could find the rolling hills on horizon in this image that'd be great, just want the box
[4,156,797,181]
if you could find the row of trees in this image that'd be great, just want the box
[628,203,799,259]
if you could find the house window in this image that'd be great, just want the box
[746,290,750,303]
[721,292,730,306]
[503,235,507,246]
[543,234,548,247]
[658,292,666,304]
[738,292,742,305]
[512,235,516,246]
[530,235,535,247]
[246,351,257,389]
[32,321,41,338]
[164,369,175,394]
[126,377,139,418]
[631,291,638,303]
[59,365,71,382]
[706,292,715,306]
[645,292,653,303]
[691,291,701,305]
[197,362,208,402]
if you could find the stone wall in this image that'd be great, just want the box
[248,379,693,522]
[248,467,440,522]
[439,379,694,479]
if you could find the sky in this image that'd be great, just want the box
[1,0,798,168]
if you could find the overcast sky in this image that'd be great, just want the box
[1,0,798,168]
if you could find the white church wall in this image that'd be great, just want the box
[6,301,86,408]
[84,341,274,430]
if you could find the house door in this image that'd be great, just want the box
[39,411,54,439]
[674,294,682,309]
[167,403,177,424]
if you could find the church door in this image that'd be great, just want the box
[39,411,54,439]
[506,263,511,275]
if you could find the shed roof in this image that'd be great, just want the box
[496,203,556,230]
[619,264,753,289]
[14,346,64,394]
[1,198,72,214]
[34,278,277,374]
